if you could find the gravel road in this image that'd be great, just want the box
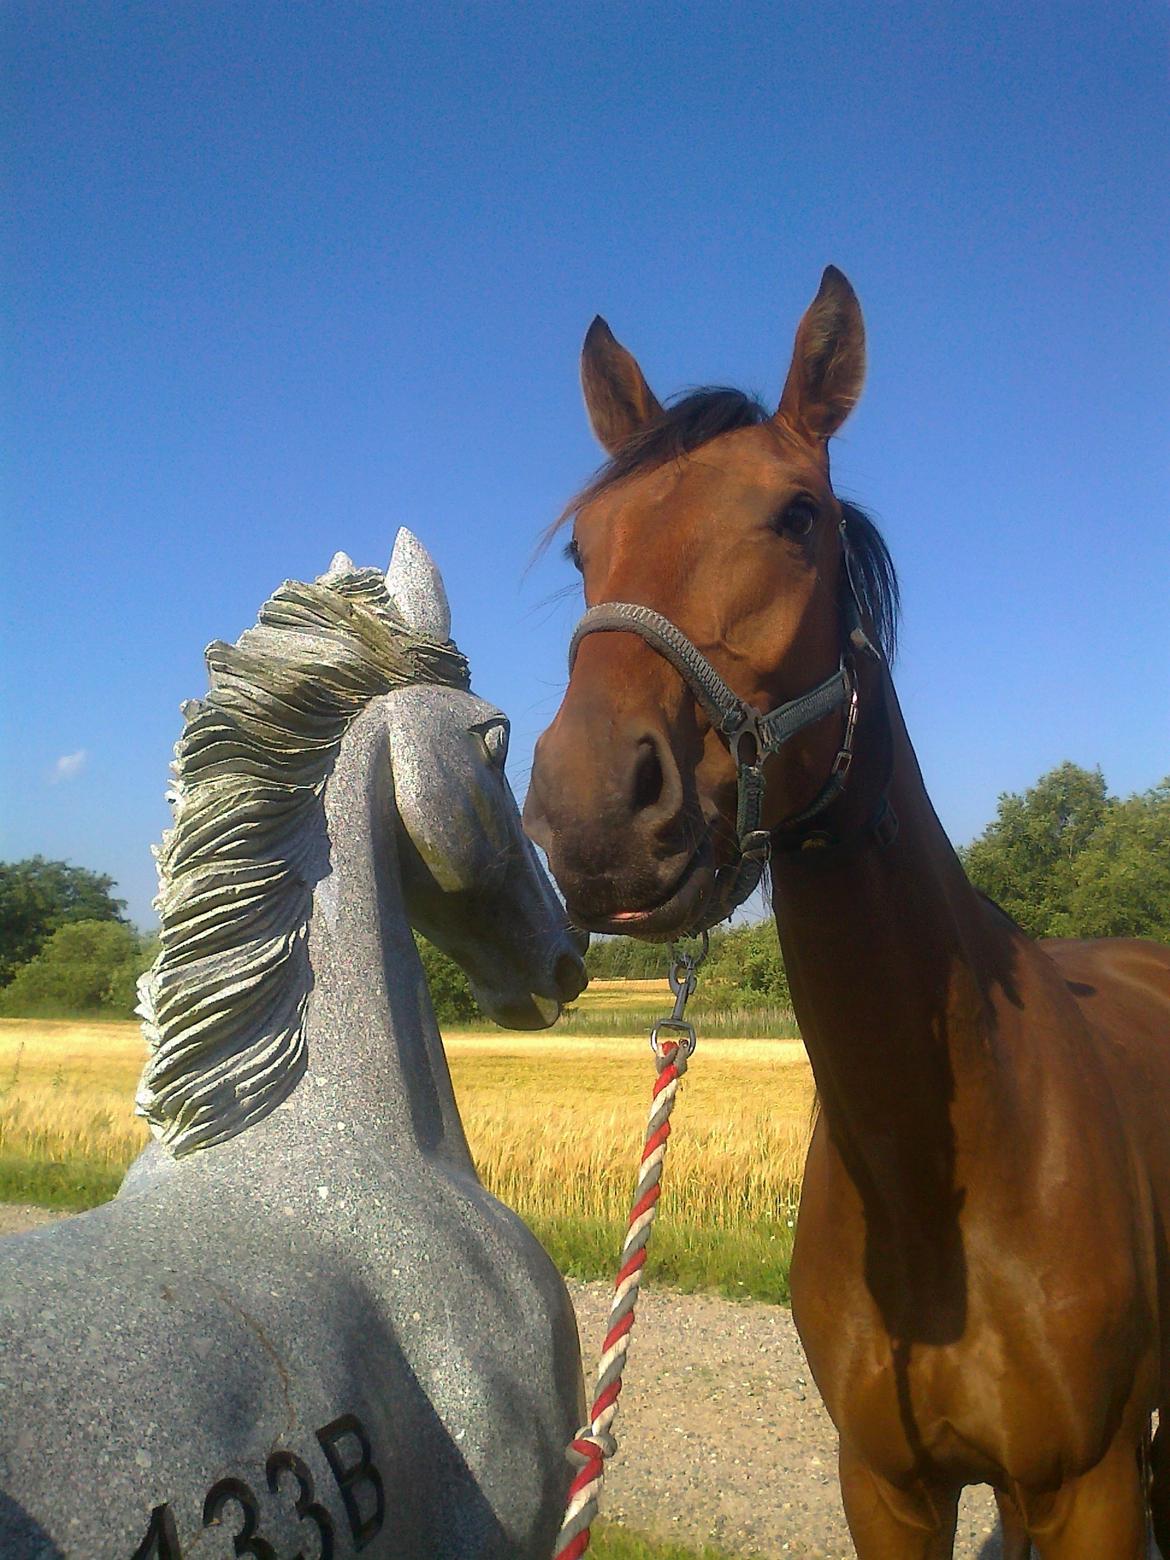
[567,1278,1006,1559]
[2,1203,1013,1558]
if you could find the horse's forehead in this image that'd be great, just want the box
[581,425,827,538]
[576,430,831,598]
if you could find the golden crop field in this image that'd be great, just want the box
[447,1031,813,1232]
[576,978,674,1008]
[0,1019,149,1174]
[0,1001,815,1297]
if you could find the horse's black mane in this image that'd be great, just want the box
[556,386,900,660]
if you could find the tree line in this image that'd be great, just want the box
[0,859,152,1018]
[958,763,1170,941]
[1,763,1167,1020]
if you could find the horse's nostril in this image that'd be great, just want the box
[554,952,586,1003]
[631,738,665,813]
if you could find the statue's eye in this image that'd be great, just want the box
[771,497,818,539]
[563,537,583,572]
[474,721,509,769]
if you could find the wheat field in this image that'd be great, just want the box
[0,1009,815,1296]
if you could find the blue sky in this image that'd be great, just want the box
[4,2,1168,927]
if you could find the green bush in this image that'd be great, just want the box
[104,933,160,1015]
[413,933,482,1023]
[0,920,148,1018]
[584,936,673,980]
[1059,782,1170,939]
[584,924,789,1005]
[705,921,789,1001]
[0,916,484,1028]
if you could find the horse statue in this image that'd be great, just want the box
[0,530,587,1558]
[525,271,1170,1557]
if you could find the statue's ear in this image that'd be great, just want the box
[580,316,664,455]
[776,267,866,441]
[385,528,452,641]
[322,550,356,578]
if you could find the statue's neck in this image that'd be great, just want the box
[293,706,474,1170]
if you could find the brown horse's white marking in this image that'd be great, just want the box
[525,269,1170,1558]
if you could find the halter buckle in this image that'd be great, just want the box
[830,681,860,778]
[739,828,772,864]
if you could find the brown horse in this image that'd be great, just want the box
[524,268,1170,1558]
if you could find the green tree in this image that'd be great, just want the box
[413,933,482,1023]
[584,936,673,980]
[706,921,789,1000]
[1057,780,1170,941]
[104,932,161,1015]
[960,764,1111,938]
[0,857,127,986]
[0,920,144,1017]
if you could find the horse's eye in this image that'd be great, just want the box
[563,537,583,573]
[772,498,818,539]
[474,721,509,769]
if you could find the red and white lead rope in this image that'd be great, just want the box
[553,1034,691,1560]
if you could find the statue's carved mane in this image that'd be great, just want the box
[137,563,470,1157]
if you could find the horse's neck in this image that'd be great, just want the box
[294,706,474,1171]
[772,667,1022,1245]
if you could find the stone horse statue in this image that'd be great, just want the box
[0,531,587,1559]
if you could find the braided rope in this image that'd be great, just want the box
[553,1037,690,1560]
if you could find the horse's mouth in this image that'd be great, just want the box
[568,841,714,942]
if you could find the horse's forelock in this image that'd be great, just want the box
[548,387,768,541]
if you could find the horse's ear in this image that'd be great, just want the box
[385,528,452,642]
[776,267,866,441]
[580,316,664,455]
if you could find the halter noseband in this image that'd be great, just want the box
[567,518,880,931]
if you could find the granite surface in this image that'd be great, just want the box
[0,539,586,1559]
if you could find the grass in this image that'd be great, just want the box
[460,977,800,1040]
[0,997,815,1303]
[552,1002,798,1040]
[590,1523,740,1560]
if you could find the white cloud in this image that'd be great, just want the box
[50,749,88,784]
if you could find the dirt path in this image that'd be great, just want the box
[2,1204,1012,1557]
[567,1278,1005,1559]
[0,1202,72,1238]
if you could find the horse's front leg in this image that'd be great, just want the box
[1018,1431,1148,1559]
[838,1441,959,1559]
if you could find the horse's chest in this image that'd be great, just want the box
[792,1244,1153,1490]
